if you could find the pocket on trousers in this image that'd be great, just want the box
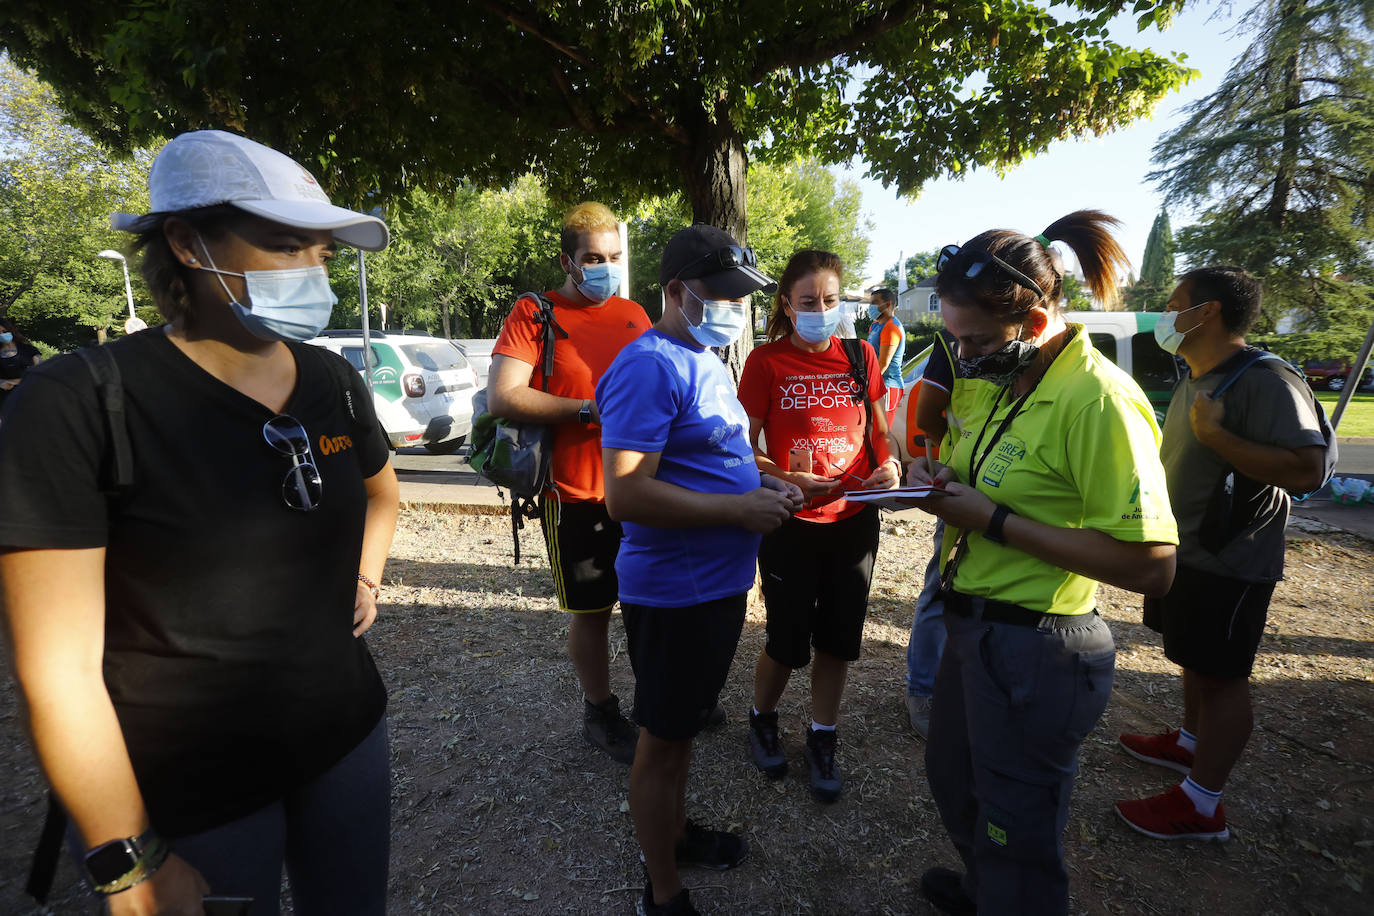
[1064,651,1115,742]
[976,624,1043,708]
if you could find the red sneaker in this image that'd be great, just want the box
[1115,785,1229,841]
[1119,729,1195,774]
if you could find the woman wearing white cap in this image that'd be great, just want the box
[0,131,398,915]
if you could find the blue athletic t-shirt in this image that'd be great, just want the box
[596,329,762,608]
[867,315,905,388]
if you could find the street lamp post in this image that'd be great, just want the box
[97,250,146,334]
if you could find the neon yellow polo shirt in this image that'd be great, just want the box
[942,326,1178,614]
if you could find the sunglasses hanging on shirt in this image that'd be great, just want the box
[262,414,322,511]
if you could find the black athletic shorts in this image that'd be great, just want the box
[622,594,747,741]
[1143,563,1276,679]
[540,498,622,613]
[757,505,879,669]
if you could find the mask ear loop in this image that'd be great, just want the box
[195,237,245,307]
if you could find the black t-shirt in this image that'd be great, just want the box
[0,328,391,836]
[0,341,41,411]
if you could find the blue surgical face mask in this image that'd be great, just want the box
[867,304,883,322]
[681,284,749,349]
[571,261,622,302]
[1153,302,1206,355]
[0,332,12,344]
[792,303,841,344]
[198,238,338,342]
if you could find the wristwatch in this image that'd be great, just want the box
[578,400,594,425]
[985,504,1013,545]
[84,828,162,890]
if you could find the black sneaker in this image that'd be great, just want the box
[804,727,842,803]
[920,866,976,914]
[748,710,787,778]
[636,880,700,915]
[675,819,748,870]
[583,694,639,765]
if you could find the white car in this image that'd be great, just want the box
[307,331,479,453]
[452,338,496,388]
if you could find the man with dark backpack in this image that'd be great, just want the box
[487,202,651,764]
[1115,266,1330,842]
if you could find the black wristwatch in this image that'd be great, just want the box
[578,400,594,425]
[84,827,163,890]
[985,504,1013,545]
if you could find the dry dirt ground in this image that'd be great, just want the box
[2,509,1371,915]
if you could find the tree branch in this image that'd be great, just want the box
[749,0,929,84]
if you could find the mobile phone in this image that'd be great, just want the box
[203,897,254,916]
[787,447,812,473]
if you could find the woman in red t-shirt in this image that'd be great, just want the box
[736,249,901,803]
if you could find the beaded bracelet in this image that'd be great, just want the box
[357,572,380,599]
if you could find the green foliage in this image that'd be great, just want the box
[0,54,153,349]
[0,1,1193,213]
[1130,207,1175,311]
[1151,0,1374,357]
[1061,273,1094,311]
[882,250,941,292]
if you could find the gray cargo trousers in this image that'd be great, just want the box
[925,600,1115,915]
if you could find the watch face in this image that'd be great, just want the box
[86,839,138,884]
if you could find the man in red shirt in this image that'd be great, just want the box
[488,202,651,763]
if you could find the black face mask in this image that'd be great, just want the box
[956,332,1040,386]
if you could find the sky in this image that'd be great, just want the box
[843,0,1253,288]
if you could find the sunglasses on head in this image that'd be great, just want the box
[262,414,322,511]
[937,244,1045,300]
[674,245,759,281]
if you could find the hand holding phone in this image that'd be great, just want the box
[787,447,812,473]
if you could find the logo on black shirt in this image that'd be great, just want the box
[319,434,354,456]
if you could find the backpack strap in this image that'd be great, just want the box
[1210,349,1281,398]
[521,292,567,393]
[24,792,67,904]
[840,338,878,468]
[74,346,134,491]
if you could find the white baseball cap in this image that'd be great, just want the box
[111,130,389,251]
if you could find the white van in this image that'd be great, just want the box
[893,311,1184,460]
[306,331,479,453]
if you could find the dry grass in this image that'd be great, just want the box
[2,510,1371,914]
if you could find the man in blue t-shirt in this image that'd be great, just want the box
[597,224,803,916]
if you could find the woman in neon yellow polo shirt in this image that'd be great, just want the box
[908,210,1178,916]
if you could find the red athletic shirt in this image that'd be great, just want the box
[737,336,887,522]
[492,290,650,501]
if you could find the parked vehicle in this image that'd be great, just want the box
[1302,357,1374,392]
[453,338,496,387]
[306,330,479,453]
[894,311,1185,461]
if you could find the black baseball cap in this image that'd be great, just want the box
[659,224,777,298]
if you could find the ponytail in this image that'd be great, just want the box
[1039,210,1128,305]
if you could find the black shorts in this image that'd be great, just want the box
[622,594,747,741]
[757,506,879,669]
[1143,564,1275,679]
[540,498,622,613]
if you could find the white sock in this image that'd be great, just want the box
[1180,776,1221,817]
[810,721,836,732]
[1177,728,1198,753]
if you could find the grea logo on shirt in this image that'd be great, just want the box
[981,435,1027,488]
[318,433,355,456]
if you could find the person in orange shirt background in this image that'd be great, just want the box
[487,202,652,764]
[866,287,906,427]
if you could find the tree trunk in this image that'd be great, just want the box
[679,105,753,383]
[1267,0,1304,233]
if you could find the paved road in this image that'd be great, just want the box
[1336,441,1373,474]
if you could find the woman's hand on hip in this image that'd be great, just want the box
[106,854,210,916]
[353,581,379,637]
